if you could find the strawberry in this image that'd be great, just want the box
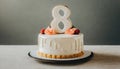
[40,28,45,34]
[74,29,80,34]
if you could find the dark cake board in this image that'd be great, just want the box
[28,50,93,64]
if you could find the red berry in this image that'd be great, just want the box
[40,28,45,34]
[74,29,80,34]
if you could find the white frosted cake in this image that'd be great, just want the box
[38,5,84,59]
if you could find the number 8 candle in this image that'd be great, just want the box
[50,5,72,33]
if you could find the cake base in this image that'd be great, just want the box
[37,51,84,59]
[28,50,93,64]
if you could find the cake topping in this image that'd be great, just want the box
[74,29,80,34]
[65,28,76,35]
[40,28,45,34]
[65,28,80,35]
[40,5,80,35]
[44,27,56,35]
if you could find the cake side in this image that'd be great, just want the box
[38,34,84,58]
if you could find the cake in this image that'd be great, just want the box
[38,5,84,59]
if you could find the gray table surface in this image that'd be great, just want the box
[0,45,120,69]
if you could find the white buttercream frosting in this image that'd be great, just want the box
[38,34,84,55]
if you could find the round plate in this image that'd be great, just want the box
[28,50,93,64]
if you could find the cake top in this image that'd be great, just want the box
[39,33,83,38]
[40,5,80,35]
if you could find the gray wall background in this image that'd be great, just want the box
[0,0,120,45]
